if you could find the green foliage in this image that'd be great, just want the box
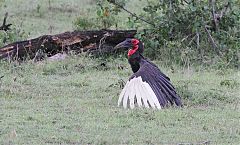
[0,28,27,47]
[74,0,127,30]
[134,0,240,68]
[220,79,239,89]
[73,16,96,30]
[73,0,240,68]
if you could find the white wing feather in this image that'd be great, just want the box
[129,79,136,109]
[118,81,129,106]
[136,77,149,108]
[143,82,161,109]
[141,83,156,109]
[123,79,135,108]
[118,76,161,109]
[135,78,143,107]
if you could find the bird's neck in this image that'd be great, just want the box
[128,54,145,73]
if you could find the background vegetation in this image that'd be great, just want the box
[1,0,239,68]
[73,0,240,68]
[0,0,239,144]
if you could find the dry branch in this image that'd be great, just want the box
[209,0,230,31]
[204,25,219,54]
[0,29,137,60]
[107,0,156,27]
[209,0,219,31]
[0,13,12,31]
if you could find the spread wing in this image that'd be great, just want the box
[118,60,182,109]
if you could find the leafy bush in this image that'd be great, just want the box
[73,0,239,68]
[0,28,28,47]
[135,0,240,68]
[74,0,126,30]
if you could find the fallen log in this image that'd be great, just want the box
[0,29,137,60]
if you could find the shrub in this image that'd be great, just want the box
[135,0,240,68]
[0,28,28,47]
[73,0,126,30]
[73,0,239,68]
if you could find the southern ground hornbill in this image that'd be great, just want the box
[115,38,182,109]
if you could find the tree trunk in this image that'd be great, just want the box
[0,29,136,61]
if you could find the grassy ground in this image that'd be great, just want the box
[0,0,146,38]
[0,55,239,144]
[0,0,96,38]
[0,0,240,144]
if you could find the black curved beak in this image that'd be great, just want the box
[114,40,132,51]
[114,41,128,49]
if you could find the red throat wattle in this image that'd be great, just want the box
[128,39,139,56]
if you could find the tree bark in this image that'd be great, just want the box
[0,29,136,61]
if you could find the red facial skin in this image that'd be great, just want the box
[128,39,139,56]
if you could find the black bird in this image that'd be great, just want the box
[115,38,182,109]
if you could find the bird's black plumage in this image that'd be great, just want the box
[115,38,182,109]
[129,56,182,107]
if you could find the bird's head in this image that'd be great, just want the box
[114,38,144,58]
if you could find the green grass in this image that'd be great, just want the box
[0,0,240,144]
[0,0,95,38]
[0,55,239,144]
[0,0,146,38]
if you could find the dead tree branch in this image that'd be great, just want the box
[107,0,156,27]
[217,2,230,20]
[209,0,219,31]
[0,29,137,61]
[209,0,230,31]
[0,13,12,31]
[204,25,219,54]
